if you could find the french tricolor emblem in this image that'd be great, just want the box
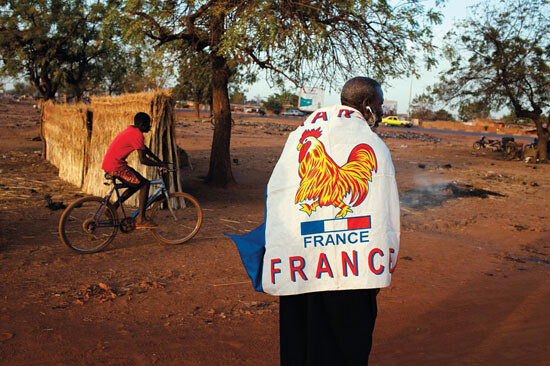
[301,215,371,236]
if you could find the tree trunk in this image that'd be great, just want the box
[74,86,84,102]
[205,13,235,187]
[194,101,201,120]
[535,118,549,162]
[39,99,47,159]
[206,54,234,187]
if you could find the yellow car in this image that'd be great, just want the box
[381,116,413,128]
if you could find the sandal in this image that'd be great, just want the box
[136,219,158,229]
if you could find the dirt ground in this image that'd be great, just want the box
[0,101,548,365]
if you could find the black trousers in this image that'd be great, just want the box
[279,289,378,366]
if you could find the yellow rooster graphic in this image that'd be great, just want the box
[295,128,378,218]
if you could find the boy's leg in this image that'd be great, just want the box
[109,166,142,209]
[137,180,151,223]
[121,167,157,229]
[109,166,156,228]
[112,186,138,209]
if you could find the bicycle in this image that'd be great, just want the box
[58,166,202,253]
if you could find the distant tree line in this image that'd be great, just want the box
[409,93,455,121]
[260,91,299,115]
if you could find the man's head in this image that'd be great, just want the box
[340,77,384,128]
[134,112,151,133]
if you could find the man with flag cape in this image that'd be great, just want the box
[227,77,400,365]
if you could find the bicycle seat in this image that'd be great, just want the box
[104,173,116,181]
[104,173,130,188]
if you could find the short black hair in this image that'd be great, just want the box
[340,77,381,109]
[134,112,151,128]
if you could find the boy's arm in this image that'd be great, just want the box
[138,149,166,167]
[143,146,165,165]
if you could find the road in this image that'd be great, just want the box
[390,126,536,142]
[176,109,305,121]
[176,109,536,142]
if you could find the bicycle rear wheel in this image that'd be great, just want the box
[59,196,118,253]
[149,192,202,245]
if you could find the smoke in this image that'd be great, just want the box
[400,181,505,210]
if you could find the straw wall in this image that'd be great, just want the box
[43,102,89,187]
[42,91,182,207]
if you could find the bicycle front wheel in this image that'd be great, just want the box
[58,196,118,253]
[149,192,202,245]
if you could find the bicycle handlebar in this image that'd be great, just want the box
[156,164,177,174]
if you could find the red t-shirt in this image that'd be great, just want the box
[102,126,145,171]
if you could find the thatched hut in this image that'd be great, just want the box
[43,91,182,207]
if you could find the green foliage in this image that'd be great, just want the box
[260,90,299,114]
[121,0,442,88]
[263,95,283,115]
[502,111,536,125]
[457,101,491,122]
[410,93,435,120]
[410,92,453,121]
[7,80,39,97]
[172,51,212,106]
[433,109,454,121]
[99,44,133,95]
[172,47,253,108]
[221,1,442,85]
[248,94,264,105]
[0,0,116,100]
[230,86,247,105]
[277,91,299,108]
[124,46,176,92]
[0,0,167,99]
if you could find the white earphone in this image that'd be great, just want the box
[366,106,373,114]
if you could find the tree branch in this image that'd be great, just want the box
[244,47,298,85]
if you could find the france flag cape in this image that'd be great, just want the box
[228,105,400,295]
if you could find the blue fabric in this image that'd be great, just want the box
[225,223,266,292]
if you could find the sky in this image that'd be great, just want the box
[245,0,480,115]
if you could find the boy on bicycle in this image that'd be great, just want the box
[102,112,167,229]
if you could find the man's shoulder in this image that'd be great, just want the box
[121,125,143,138]
[301,105,366,127]
[126,125,141,134]
[310,104,350,114]
[309,105,364,119]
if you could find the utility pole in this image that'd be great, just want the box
[407,76,413,119]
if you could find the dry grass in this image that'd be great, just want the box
[43,102,89,187]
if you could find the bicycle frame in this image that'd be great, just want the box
[128,178,172,220]
[97,169,178,225]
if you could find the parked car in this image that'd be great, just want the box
[281,109,306,116]
[381,115,413,127]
